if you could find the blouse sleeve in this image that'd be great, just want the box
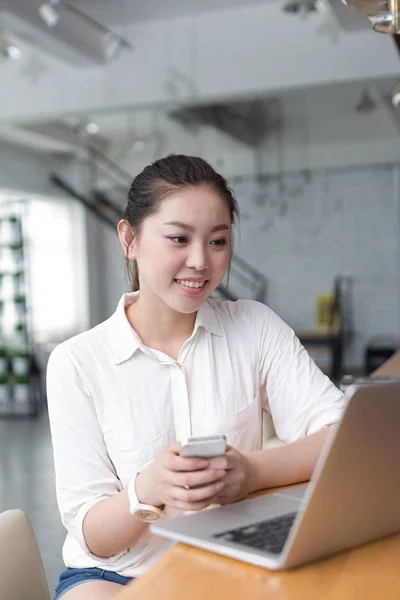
[252,302,345,444]
[46,343,126,563]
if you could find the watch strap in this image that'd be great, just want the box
[128,473,166,521]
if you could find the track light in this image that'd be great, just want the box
[341,0,400,33]
[104,32,124,61]
[37,0,133,62]
[38,0,61,28]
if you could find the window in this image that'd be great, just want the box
[0,193,89,346]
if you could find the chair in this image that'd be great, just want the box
[0,509,50,600]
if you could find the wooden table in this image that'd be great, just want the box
[116,354,400,600]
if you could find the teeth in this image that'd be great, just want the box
[177,280,206,288]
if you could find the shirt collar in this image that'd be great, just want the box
[107,292,223,365]
[107,292,142,365]
[193,299,223,337]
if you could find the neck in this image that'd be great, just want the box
[126,291,197,349]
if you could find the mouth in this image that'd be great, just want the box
[174,279,209,295]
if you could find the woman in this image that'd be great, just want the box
[47,154,344,599]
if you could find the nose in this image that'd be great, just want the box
[186,242,208,272]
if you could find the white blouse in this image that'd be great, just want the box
[46,292,344,577]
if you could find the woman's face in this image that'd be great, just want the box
[131,186,232,314]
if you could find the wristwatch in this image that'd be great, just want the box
[128,473,166,523]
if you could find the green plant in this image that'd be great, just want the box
[13,374,30,385]
[12,348,30,359]
[9,241,23,251]
[13,294,25,305]
[15,322,27,332]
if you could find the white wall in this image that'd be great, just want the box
[232,164,400,369]
[0,141,68,196]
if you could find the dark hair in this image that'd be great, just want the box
[123,154,239,291]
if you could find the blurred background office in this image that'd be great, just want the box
[1,0,400,594]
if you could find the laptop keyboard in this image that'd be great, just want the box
[213,512,297,555]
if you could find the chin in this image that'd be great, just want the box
[166,291,210,315]
[170,298,206,314]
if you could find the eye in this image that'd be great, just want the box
[167,236,188,244]
[211,238,228,246]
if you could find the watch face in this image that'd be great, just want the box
[136,508,160,522]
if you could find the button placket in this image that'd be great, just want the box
[170,363,192,440]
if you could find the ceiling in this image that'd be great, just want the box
[67,0,273,26]
[83,78,399,135]
[1,1,399,161]
[1,76,398,159]
[0,0,279,66]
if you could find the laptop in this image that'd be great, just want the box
[151,381,400,570]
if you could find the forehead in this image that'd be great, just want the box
[154,186,231,223]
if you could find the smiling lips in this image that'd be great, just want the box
[175,279,208,295]
[176,279,207,288]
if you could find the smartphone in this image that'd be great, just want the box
[180,435,227,458]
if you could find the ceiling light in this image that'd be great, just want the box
[368,12,395,32]
[133,140,145,152]
[38,1,133,62]
[63,3,133,62]
[391,83,400,108]
[85,122,100,135]
[0,36,21,60]
[341,0,400,33]
[39,0,61,28]
[6,44,21,60]
[105,32,123,61]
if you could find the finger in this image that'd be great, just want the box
[166,453,210,472]
[166,442,182,455]
[208,447,238,470]
[207,455,228,470]
[171,468,227,489]
[171,480,225,505]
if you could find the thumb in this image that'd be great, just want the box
[166,442,181,455]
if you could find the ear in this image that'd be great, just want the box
[117,219,136,259]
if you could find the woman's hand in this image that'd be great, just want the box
[135,443,227,512]
[209,446,253,505]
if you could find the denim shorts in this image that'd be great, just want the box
[54,567,133,599]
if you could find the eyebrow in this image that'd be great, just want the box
[164,220,230,233]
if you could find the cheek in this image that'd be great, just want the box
[136,240,163,276]
[139,242,182,275]
[213,250,231,272]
